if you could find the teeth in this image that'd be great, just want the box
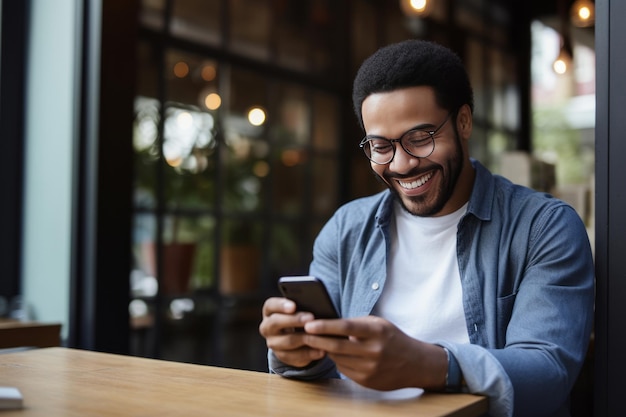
[398,172,433,189]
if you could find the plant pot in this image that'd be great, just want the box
[219,245,260,295]
[142,242,197,295]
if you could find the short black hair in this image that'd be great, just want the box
[352,40,474,130]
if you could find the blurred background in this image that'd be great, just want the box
[0,0,596,398]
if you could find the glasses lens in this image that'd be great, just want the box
[401,130,435,158]
[363,138,394,164]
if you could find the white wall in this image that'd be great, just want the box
[22,0,82,340]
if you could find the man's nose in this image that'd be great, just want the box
[389,142,420,171]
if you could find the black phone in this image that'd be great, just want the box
[278,276,339,319]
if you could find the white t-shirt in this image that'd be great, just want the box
[372,201,470,344]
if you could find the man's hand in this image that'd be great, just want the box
[258,297,327,368]
[302,316,448,391]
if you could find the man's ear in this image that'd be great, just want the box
[456,104,473,140]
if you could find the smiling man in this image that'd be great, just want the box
[259,40,595,417]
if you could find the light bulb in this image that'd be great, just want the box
[400,0,433,17]
[248,107,266,126]
[553,48,572,75]
[570,0,595,28]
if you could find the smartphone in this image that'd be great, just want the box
[278,276,339,319]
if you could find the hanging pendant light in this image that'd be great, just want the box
[399,0,433,18]
[570,0,595,28]
[553,41,573,75]
[553,0,574,75]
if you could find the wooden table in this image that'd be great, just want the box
[0,319,61,349]
[0,347,488,416]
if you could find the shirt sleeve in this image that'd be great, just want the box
[451,200,594,417]
[438,342,514,417]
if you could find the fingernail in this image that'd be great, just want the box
[303,321,318,331]
[299,313,314,322]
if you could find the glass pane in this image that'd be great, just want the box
[487,129,515,173]
[312,92,339,151]
[230,0,271,60]
[136,40,159,98]
[221,68,269,212]
[222,143,267,212]
[269,222,306,279]
[468,124,489,168]
[166,50,220,109]
[171,0,221,46]
[219,219,262,295]
[131,212,159,297]
[272,83,310,147]
[489,48,504,128]
[272,157,305,215]
[275,2,310,71]
[351,0,378,74]
[140,0,165,31]
[269,83,310,214]
[466,39,485,120]
[385,5,413,44]
[227,67,268,114]
[309,1,340,76]
[160,215,216,294]
[162,105,217,210]
[455,3,485,35]
[488,48,519,132]
[134,96,160,209]
[312,156,338,216]
[500,54,520,131]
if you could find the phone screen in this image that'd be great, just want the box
[278,276,339,319]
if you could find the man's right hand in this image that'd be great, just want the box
[258,297,327,368]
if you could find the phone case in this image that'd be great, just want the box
[278,276,339,319]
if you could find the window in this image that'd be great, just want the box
[131,0,345,369]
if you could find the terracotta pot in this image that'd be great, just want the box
[159,242,196,295]
[219,245,260,295]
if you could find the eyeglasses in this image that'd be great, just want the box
[359,113,452,165]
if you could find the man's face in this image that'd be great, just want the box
[361,86,474,217]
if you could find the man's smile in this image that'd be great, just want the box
[396,171,434,190]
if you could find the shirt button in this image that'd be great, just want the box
[371,283,379,290]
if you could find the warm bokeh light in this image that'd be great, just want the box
[201,64,217,81]
[399,0,432,17]
[570,0,595,27]
[173,61,189,78]
[204,93,222,110]
[553,59,567,75]
[165,155,182,167]
[552,48,572,75]
[253,161,270,177]
[176,111,193,129]
[578,6,591,20]
[410,0,427,12]
[248,107,266,126]
[281,149,302,167]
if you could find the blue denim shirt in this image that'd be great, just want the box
[269,159,595,417]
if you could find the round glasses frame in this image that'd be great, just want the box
[359,112,452,165]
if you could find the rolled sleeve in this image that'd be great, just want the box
[439,342,514,417]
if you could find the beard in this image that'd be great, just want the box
[375,131,465,217]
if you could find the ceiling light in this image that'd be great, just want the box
[570,0,595,27]
[399,0,433,18]
[553,38,573,75]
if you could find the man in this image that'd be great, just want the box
[258,40,594,417]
